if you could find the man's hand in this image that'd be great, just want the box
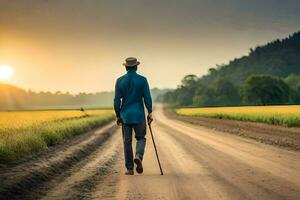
[147,113,153,124]
[116,117,122,126]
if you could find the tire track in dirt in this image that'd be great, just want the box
[0,122,118,200]
[41,129,122,200]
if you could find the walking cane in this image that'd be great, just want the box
[148,122,164,175]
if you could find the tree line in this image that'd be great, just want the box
[163,74,300,107]
[0,84,167,111]
[0,84,114,110]
[163,31,300,107]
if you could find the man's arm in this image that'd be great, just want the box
[114,79,122,124]
[143,78,153,114]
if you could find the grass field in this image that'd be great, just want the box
[0,109,115,163]
[176,105,300,127]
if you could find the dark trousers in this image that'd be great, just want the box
[122,121,147,170]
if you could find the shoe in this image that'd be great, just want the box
[125,169,134,175]
[134,157,143,174]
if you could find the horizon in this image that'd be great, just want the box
[0,81,169,95]
[1,0,300,93]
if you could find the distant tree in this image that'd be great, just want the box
[284,74,300,91]
[163,91,175,105]
[191,79,240,107]
[240,75,290,105]
[211,79,240,106]
[0,83,118,110]
[175,75,198,106]
[284,74,300,104]
[181,74,198,87]
[208,68,217,75]
[172,86,191,106]
[192,85,215,106]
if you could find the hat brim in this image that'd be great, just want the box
[123,61,140,67]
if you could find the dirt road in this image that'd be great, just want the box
[1,107,300,200]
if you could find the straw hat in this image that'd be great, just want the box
[123,57,140,67]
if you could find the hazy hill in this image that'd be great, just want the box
[201,31,300,86]
[0,83,167,111]
[163,30,300,107]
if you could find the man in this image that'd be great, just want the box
[114,57,153,175]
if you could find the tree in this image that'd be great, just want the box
[174,75,198,106]
[176,89,193,106]
[192,79,240,107]
[284,74,300,91]
[192,86,215,106]
[284,74,300,104]
[181,74,198,88]
[211,79,240,106]
[240,75,290,105]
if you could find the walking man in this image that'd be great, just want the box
[114,57,153,175]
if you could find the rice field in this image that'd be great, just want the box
[176,105,300,127]
[0,109,115,163]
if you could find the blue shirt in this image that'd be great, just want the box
[114,70,152,124]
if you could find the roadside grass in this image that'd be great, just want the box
[0,109,115,163]
[176,105,300,127]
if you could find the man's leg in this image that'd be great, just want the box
[134,121,147,160]
[122,124,134,171]
[133,121,146,174]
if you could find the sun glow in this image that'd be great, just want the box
[0,64,14,81]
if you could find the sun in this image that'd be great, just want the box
[0,64,14,81]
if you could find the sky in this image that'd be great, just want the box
[0,0,300,93]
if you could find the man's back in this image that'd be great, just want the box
[114,57,153,175]
[114,69,152,124]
